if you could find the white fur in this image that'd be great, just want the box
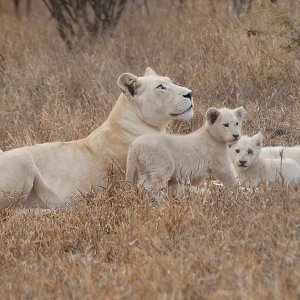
[126,107,245,194]
[231,133,300,186]
[260,146,300,165]
[0,67,194,209]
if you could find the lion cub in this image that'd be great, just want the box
[229,143,300,166]
[126,107,245,193]
[231,133,300,186]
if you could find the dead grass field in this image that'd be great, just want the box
[0,0,299,299]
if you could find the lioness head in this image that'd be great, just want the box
[206,107,245,143]
[231,133,263,170]
[117,67,194,128]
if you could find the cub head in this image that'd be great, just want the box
[231,133,263,170]
[117,67,194,128]
[206,106,245,143]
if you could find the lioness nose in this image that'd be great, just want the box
[233,134,239,139]
[183,92,192,100]
[239,160,246,165]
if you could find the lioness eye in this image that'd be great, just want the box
[235,149,240,153]
[156,84,166,90]
[236,122,239,126]
[223,124,229,127]
[248,149,253,155]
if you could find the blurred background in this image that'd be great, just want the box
[0,0,299,148]
[0,2,300,299]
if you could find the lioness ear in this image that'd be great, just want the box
[206,107,220,125]
[234,107,245,120]
[117,73,141,98]
[253,132,263,148]
[144,67,157,77]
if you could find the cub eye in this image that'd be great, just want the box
[236,122,239,126]
[156,84,166,90]
[248,149,253,155]
[223,124,229,127]
[235,149,240,153]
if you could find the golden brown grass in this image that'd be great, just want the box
[0,0,299,299]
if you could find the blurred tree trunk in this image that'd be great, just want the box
[232,0,278,18]
[232,0,252,18]
[42,0,128,49]
[13,0,31,17]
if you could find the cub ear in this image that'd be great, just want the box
[144,67,157,77]
[117,73,141,98]
[206,107,220,125]
[234,107,245,120]
[253,132,263,148]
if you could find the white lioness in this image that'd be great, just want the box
[231,133,300,186]
[126,107,245,193]
[0,67,194,209]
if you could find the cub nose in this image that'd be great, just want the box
[183,92,192,100]
[233,134,239,139]
[239,160,246,165]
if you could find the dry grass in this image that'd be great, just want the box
[0,0,299,299]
